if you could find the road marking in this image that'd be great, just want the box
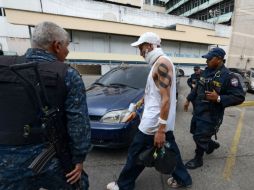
[223,108,245,181]
[238,101,254,107]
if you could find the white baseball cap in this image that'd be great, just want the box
[131,32,161,47]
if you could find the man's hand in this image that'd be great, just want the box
[154,127,166,148]
[136,97,144,109]
[184,100,190,112]
[122,112,136,123]
[66,163,83,184]
[205,90,219,102]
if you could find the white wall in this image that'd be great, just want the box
[68,30,209,58]
[1,0,231,38]
[68,31,137,55]
[227,0,254,69]
[109,35,137,54]
[6,37,30,55]
[0,17,30,53]
[179,42,208,58]
[0,17,29,38]
[0,0,229,56]
[0,36,7,51]
[157,40,208,58]
[0,0,41,12]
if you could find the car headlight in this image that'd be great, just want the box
[100,109,132,124]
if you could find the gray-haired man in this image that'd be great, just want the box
[0,22,91,189]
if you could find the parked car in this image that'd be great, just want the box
[228,67,249,93]
[245,68,254,92]
[228,67,246,77]
[86,65,181,148]
[233,72,247,95]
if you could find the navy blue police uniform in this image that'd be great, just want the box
[185,48,245,169]
[0,48,91,190]
[187,66,202,112]
[187,67,201,90]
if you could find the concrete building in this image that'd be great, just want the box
[227,0,254,70]
[165,0,234,25]
[0,0,231,75]
[143,0,166,13]
[93,0,142,8]
[97,0,167,13]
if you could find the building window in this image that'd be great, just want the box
[145,0,151,4]
[153,0,165,7]
[66,29,73,42]
[0,8,6,17]
[230,4,234,12]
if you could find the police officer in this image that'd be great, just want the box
[0,22,91,189]
[187,66,202,90]
[187,66,202,112]
[183,47,245,169]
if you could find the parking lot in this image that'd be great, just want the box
[84,77,254,190]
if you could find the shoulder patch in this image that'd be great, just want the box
[230,78,239,87]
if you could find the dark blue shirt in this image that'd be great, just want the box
[187,65,245,124]
[25,48,91,163]
[187,73,201,89]
[0,48,91,168]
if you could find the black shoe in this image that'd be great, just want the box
[206,142,220,154]
[185,158,203,169]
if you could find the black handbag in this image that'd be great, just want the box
[137,146,156,167]
[137,142,177,174]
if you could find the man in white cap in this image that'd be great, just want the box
[107,32,192,190]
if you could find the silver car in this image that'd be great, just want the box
[233,72,247,95]
[245,68,254,92]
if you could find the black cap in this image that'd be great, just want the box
[202,47,226,60]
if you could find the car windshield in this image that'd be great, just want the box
[96,66,150,89]
[229,68,245,77]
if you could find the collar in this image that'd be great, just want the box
[25,48,57,62]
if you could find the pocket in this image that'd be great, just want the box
[41,71,58,87]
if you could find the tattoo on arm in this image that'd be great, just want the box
[158,63,172,88]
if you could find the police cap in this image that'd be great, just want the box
[202,47,226,60]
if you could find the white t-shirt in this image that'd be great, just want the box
[138,56,176,135]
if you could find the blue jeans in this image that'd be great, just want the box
[117,130,192,190]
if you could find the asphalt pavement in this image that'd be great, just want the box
[84,77,254,190]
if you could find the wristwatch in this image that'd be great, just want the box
[217,95,221,103]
